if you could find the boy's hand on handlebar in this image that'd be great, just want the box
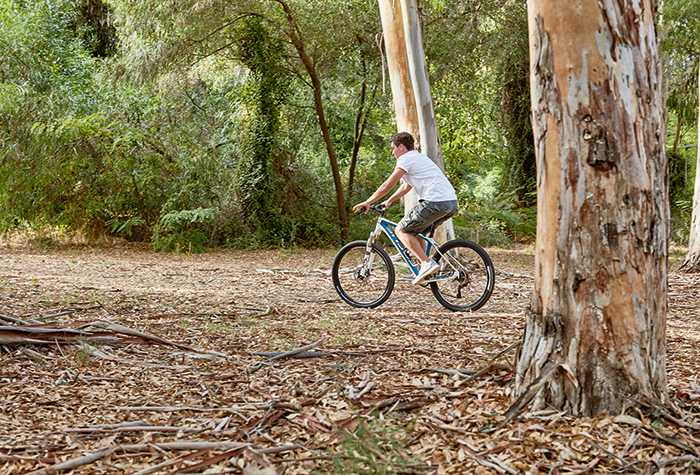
[353,202,371,214]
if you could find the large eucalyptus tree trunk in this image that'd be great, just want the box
[378,0,454,242]
[378,0,421,218]
[515,0,668,416]
[378,0,420,136]
[682,66,700,272]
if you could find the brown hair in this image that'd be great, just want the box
[390,132,415,151]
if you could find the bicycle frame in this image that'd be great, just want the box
[364,209,456,283]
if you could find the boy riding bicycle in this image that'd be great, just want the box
[353,132,458,285]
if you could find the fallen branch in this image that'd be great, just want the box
[115,405,245,414]
[456,313,523,320]
[63,425,202,434]
[246,338,327,373]
[0,325,92,345]
[422,368,477,378]
[81,320,225,357]
[23,442,257,475]
[655,455,700,468]
[498,361,562,429]
[118,441,251,452]
[0,313,42,325]
[37,305,103,322]
[461,362,513,384]
[82,344,189,370]
[254,444,303,455]
[421,415,474,434]
[23,447,116,475]
[114,400,301,414]
[457,440,518,475]
[641,428,697,455]
[252,350,332,359]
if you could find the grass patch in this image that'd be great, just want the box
[326,416,417,475]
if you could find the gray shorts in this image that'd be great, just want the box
[398,200,458,236]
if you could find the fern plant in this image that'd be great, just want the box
[151,207,217,253]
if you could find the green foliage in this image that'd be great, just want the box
[152,207,216,253]
[662,0,699,244]
[454,168,536,246]
[1,0,696,251]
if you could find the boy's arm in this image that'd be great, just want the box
[380,181,412,209]
[353,167,406,213]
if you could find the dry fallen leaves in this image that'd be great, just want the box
[0,244,697,474]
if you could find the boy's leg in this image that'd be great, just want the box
[396,227,430,264]
[397,200,458,284]
[396,200,435,264]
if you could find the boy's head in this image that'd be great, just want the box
[390,132,415,151]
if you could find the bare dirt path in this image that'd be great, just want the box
[0,244,698,474]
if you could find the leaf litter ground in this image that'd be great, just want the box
[0,243,698,474]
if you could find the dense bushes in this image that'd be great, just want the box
[1,0,695,251]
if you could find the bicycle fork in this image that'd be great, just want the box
[360,227,383,278]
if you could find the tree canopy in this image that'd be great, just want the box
[0,0,696,250]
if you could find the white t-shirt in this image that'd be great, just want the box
[396,150,457,202]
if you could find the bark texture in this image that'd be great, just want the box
[378,0,422,214]
[516,0,668,416]
[378,0,420,136]
[682,66,700,272]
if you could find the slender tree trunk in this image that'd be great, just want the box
[516,0,668,416]
[348,74,375,202]
[275,0,349,241]
[399,0,441,168]
[378,0,421,215]
[682,65,700,272]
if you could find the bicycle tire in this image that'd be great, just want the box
[429,239,495,312]
[332,240,395,308]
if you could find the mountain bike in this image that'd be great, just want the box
[331,205,495,312]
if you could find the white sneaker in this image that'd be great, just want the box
[412,259,439,285]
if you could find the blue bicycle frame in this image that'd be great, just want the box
[364,211,450,282]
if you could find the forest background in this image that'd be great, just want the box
[0,0,697,252]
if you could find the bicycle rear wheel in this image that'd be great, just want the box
[429,239,494,312]
[332,241,395,308]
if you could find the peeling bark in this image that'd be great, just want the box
[516,0,668,416]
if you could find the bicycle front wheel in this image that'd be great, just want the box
[332,241,395,308]
[430,239,495,312]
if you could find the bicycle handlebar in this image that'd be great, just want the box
[356,204,386,215]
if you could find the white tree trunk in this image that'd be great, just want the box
[399,0,441,167]
[378,0,419,135]
[378,0,421,220]
[682,65,700,272]
[516,0,668,416]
